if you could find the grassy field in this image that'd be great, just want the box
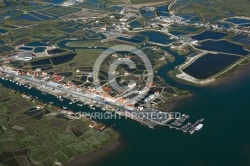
[0,86,118,165]
[170,0,250,22]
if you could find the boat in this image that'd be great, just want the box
[193,118,204,127]
[49,102,53,105]
[77,104,83,107]
[190,129,195,134]
[182,122,193,132]
[41,92,47,95]
[102,108,106,111]
[195,124,203,131]
[69,102,73,104]
[63,106,67,109]
[58,96,64,101]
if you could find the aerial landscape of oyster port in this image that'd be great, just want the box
[0,0,250,165]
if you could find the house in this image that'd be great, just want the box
[128,82,136,88]
[102,86,112,92]
[36,104,45,109]
[117,98,126,105]
[190,39,198,45]
[16,52,33,61]
[146,82,155,87]
[120,18,128,22]
[27,70,34,76]
[144,94,155,102]
[52,74,64,82]
[154,91,160,96]
[76,68,93,76]
[102,93,116,103]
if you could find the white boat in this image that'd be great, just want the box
[49,102,53,105]
[102,108,106,111]
[69,102,73,104]
[58,96,64,101]
[195,124,203,131]
[77,104,83,107]
[63,106,67,109]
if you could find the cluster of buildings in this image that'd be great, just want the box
[15,51,34,61]
[155,15,185,24]
[11,68,74,87]
[144,91,160,102]
[86,85,145,110]
[2,63,161,112]
[63,0,83,6]
[230,26,250,35]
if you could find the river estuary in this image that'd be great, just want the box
[1,49,250,166]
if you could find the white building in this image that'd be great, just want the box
[16,52,33,61]
[128,82,136,89]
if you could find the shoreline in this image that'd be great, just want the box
[64,135,122,166]
[162,61,250,112]
[172,54,249,86]
[0,81,121,166]
[208,60,250,87]
[158,94,193,112]
[172,59,250,87]
[122,1,172,9]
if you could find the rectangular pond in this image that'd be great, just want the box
[196,40,249,56]
[11,14,41,21]
[192,30,228,40]
[51,53,76,65]
[183,53,240,79]
[139,31,173,44]
[0,28,8,34]
[225,18,250,25]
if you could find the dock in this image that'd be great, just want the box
[165,115,204,134]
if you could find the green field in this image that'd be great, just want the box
[170,0,250,22]
[0,87,118,165]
